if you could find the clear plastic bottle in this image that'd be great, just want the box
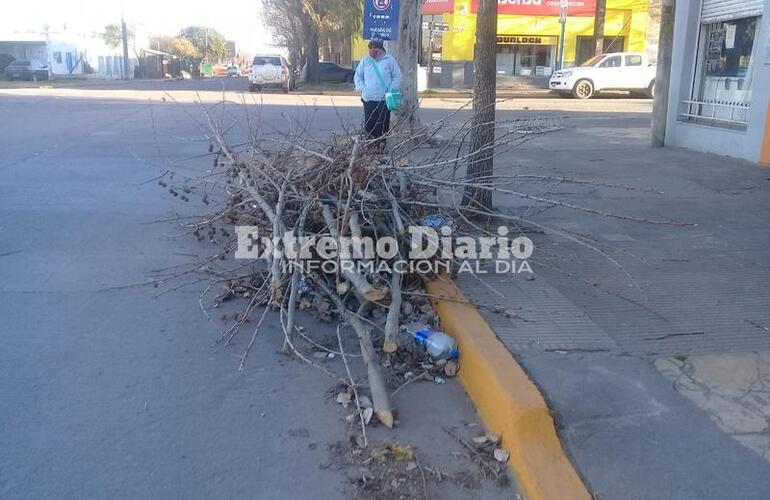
[405,323,459,359]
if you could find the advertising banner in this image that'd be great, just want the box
[470,0,596,17]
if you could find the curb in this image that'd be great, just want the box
[425,275,590,500]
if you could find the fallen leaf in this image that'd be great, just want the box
[389,443,414,461]
[362,407,373,425]
[472,435,489,445]
[494,448,510,463]
[336,392,352,408]
[313,351,328,359]
[444,360,459,377]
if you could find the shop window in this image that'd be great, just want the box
[54,51,62,64]
[681,16,759,130]
[419,15,443,66]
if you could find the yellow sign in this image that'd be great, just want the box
[496,35,556,45]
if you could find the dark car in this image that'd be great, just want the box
[4,60,49,81]
[318,62,355,83]
[0,54,15,73]
[298,62,355,84]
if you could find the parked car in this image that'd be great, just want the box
[549,52,656,99]
[4,60,49,81]
[249,55,290,93]
[299,62,355,83]
[319,62,355,82]
[0,54,16,73]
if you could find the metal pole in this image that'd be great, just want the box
[121,15,130,79]
[427,26,433,91]
[558,18,566,69]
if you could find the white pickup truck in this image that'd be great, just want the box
[549,52,656,99]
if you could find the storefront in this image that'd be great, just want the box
[352,0,656,88]
[495,35,557,76]
[665,0,770,164]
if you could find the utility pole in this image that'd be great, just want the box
[558,1,567,69]
[593,0,607,56]
[121,15,130,79]
[651,0,675,147]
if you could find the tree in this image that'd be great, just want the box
[263,0,306,69]
[179,26,228,61]
[463,0,497,210]
[103,23,133,48]
[263,0,361,84]
[172,37,199,59]
[389,0,424,131]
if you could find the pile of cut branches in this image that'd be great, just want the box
[158,100,673,432]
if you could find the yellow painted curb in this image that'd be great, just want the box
[425,275,590,500]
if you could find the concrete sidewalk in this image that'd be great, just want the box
[456,111,770,498]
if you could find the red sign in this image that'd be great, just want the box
[422,0,455,14]
[470,0,596,17]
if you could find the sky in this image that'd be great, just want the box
[1,0,278,53]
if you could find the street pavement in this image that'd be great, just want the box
[453,98,770,497]
[4,79,765,499]
[0,82,523,499]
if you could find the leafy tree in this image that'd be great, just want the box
[172,37,199,59]
[103,23,133,48]
[179,26,228,61]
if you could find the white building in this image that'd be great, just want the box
[0,26,143,79]
[665,0,770,164]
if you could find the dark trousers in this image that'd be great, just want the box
[363,100,390,150]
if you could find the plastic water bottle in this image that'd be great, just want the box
[406,323,459,360]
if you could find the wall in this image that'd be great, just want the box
[48,41,81,75]
[665,0,770,163]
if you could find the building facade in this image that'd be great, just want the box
[354,0,657,87]
[665,0,770,164]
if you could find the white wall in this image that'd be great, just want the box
[48,41,81,75]
[665,0,770,163]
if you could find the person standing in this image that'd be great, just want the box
[354,37,402,152]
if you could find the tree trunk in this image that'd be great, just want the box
[593,0,607,56]
[388,0,424,131]
[651,0,674,147]
[463,0,497,210]
[303,19,321,84]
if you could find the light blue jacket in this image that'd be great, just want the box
[354,54,402,102]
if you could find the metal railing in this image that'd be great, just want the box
[679,99,751,129]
